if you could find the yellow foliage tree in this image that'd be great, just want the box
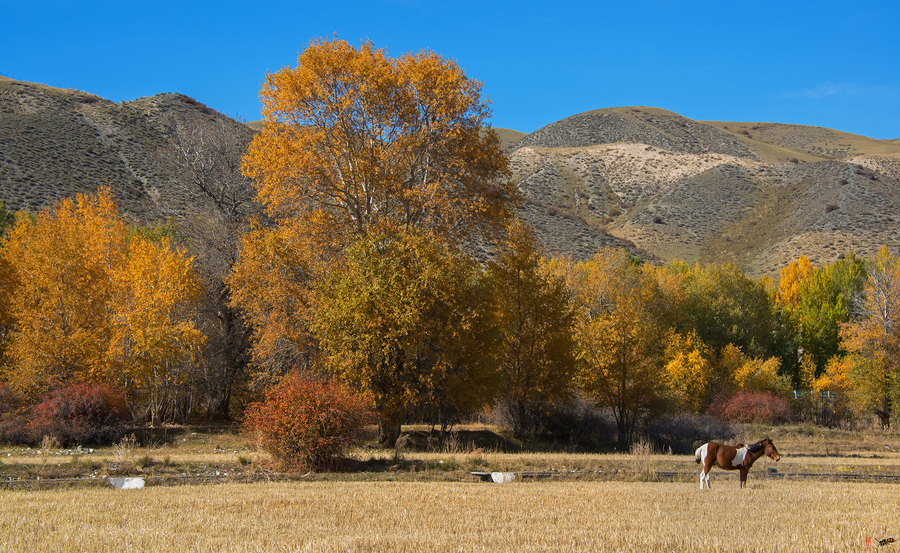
[664,332,711,413]
[227,220,319,380]
[311,228,498,445]
[107,235,206,424]
[778,255,815,312]
[0,189,204,420]
[1,190,126,398]
[489,220,576,439]
[232,38,518,382]
[839,245,900,427]
[241,37,516,245]
[734,356,784,395]
[555,248,681,449]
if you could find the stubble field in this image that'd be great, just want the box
[2,480,898,552]
[2,425,900,552]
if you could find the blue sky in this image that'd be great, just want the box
[2,0,898,139]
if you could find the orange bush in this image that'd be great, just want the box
[242,372,374,472]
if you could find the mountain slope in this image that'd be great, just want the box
[510,107,900,276]
[2,78,898,278]
[0,76,253,221]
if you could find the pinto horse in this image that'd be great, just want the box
[694,438,780,489]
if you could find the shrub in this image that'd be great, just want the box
[542,394,617,450]
[707,391,793,425]
[644,413,734,454]
[0,385,29,444]
[242,372,374,472]
[23,382,130,446]
[0,384,22,417]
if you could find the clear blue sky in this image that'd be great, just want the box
[2,0,898,139]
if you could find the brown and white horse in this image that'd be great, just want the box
[694,438,780,489]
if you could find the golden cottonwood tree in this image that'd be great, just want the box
[1,190,126,398]
[108,235,206,424]
[311,228,498,446]
[840,246,900,427]
[664,332,711,413]
[227,220,320,379]
[231,38,518,387]
[556,249,682,449]
[242,38,516,244]
[0,190,204,420]
[489,221,576,440]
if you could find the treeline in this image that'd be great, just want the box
[1,38,899,451]
[1,187,898,448]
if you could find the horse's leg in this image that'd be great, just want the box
[703,458,714,489]
[739,468,748,488]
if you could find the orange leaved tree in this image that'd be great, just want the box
[242,37,516,243]
[231,38,518,418]
[0,189,204,423]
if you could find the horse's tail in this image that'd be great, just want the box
[695,445,703,464]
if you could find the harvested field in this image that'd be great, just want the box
[2,480,898,552]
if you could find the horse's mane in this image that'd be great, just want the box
[747,439,767,453]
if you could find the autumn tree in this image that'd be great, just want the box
[311,228,499,446]
[241,37,516,245]
[840,246,900,428]
[664,332,711,413]
[107,231,206,424]
[557,249,682,449]
[673,261,776,360]
[775,255,866,385]
[489,221,576,440]
[1,190,127,399]
[231,38,517,409]
[0,189,204,422]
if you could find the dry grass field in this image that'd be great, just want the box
[2,480,898,552]
[2,424,900,551]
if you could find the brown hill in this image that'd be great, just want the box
[0,77,254,221]
[510,107,900,277]
[2,79,898,277]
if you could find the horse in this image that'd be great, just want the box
[694,438,780,489]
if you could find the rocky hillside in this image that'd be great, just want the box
[0,76,253,222]
[2,78,898,277]
[510,107,900,277]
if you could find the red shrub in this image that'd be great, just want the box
[242,372,374,472]
[707,391,793,425]
[24,382,130,446]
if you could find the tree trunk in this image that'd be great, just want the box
[378,415,402,448]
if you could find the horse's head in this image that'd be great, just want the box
[763,438,780,462]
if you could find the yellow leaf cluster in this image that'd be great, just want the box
[777,255,814,312]
[0,189,204,405]
[664,332,710,412]
[241,37,517,245]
